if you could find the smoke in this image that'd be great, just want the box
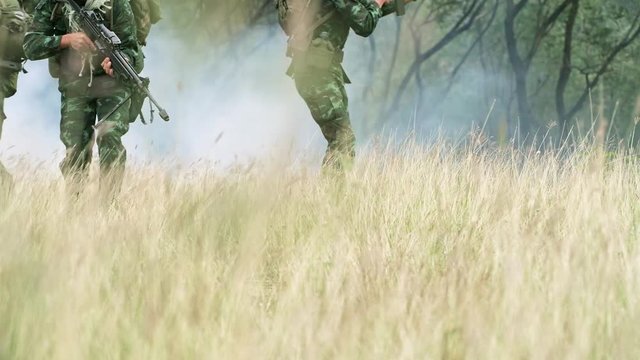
[0,13,498,174]
[0,23,329,172]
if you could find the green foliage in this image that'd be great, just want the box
[161,0,640,142]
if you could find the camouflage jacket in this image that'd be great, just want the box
[23,0,138,82]
[286,0,401,80]
[314,0,401,50]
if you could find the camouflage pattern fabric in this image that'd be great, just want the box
[0,70,17,188]
[1,0,28,118]
[0,86,11,191]
[294,58,355,170]
[0,0,31,188]
[59,76,130,196]
[129,0,161,46]
[285,0,401,171]
[24,0,139,198]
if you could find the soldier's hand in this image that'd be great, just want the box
[101,57,114,77]
[374,0,391,7]
[61,32,96,52]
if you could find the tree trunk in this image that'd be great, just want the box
[504,0,534,136]
[555,0,579,140]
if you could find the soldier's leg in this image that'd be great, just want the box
[95,87,130,199]
[295,66,356,171]
[59,93,96,191]
[0,96,5,140]
[0,96,13,192]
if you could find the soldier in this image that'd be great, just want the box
[23,0,140,199]
[277,0,412,172]
[0,0,31,188]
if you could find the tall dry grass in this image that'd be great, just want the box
[1,140,639,359]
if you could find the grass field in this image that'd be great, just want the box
[1,141,640,359]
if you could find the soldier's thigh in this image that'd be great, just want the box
[295,66,348,122]
[96,89,131,138]
[60,94,96,148]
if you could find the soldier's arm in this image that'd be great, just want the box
[380,0,407,17]
[23,1,63,60]
[329,0,384,37]
[112,0,140,70]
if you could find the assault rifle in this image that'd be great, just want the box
[60,0,170,123]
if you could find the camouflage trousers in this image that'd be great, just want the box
[294,63,356,171]
[0,97,11,189]
[0,95,5,137]
[59,76,131,197]
[0,89,13,190]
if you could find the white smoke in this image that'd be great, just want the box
[0,23,330,173]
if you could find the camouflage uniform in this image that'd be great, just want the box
[283,0,401,171]
[0,0,32,186]
[23,0,139,196]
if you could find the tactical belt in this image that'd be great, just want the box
[0,59,22,71]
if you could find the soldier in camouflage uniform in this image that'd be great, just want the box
[0,0,32,187]
[278,0,410,171]
[23,0,140,198]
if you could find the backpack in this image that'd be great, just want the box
[0,0,30,67]
[129,0,161,46]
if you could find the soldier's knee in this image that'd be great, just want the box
[95,121,127,150]
[319,109,352,137]
[95,121,126,167]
